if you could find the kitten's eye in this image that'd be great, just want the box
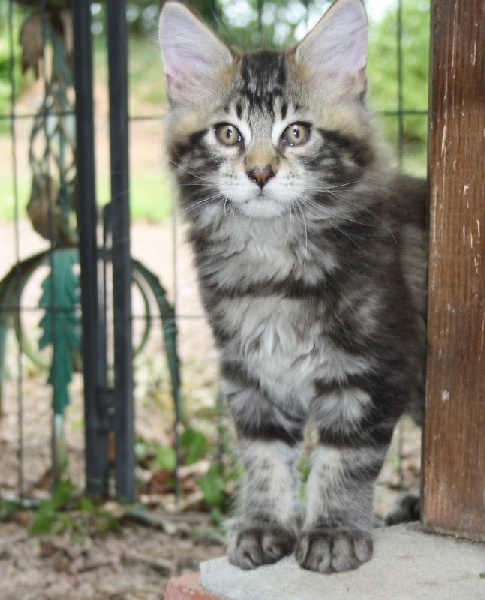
[281,122,311,146]
[215,123,242,147]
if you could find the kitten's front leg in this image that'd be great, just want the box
[223,370,303,569]
[227,439,302,569]
[297,441,388,573]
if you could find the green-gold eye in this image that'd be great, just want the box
[281,122,311,146]
[215,123,242,147]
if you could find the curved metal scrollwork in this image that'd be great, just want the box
[1,2,181,493]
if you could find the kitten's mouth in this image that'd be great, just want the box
[241,192,268,204]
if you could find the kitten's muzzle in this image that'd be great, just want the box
[246,165,275,189]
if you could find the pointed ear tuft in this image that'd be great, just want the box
[158,2,233,106]
[295,0,368,97]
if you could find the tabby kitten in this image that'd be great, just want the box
[158,0,427,573]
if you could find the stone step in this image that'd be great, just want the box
[166,524,485,600]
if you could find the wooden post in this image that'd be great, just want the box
[423,0,485,538]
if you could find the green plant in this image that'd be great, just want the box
[0,497,22,521]
[30,479,76,535]
[30,479,120,537]
[180,427,211,465]
[153,444,176,472]
[196,421,242,518]
[198,464,226,508]
[368,0,430,169]
[147,421,241,517]
[0,7,30,133]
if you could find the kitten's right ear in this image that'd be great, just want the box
[158,2,234,106]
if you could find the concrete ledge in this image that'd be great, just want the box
[199,524,485,600]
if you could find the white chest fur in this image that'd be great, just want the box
[219,294,370,411]
[199,211,338,289]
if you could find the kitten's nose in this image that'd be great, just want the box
[247,165,275,189]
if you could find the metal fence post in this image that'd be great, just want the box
[106,0,136,502]
[72,0,109,497]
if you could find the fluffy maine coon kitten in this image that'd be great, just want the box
[158,0,427,573]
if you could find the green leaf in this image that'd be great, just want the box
[198,465,225,508]
[180,428,211,465]
[154,445,176,471]
[135,440,150,458]
[30,503,57,535]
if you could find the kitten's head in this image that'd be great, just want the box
[158,0,384,222]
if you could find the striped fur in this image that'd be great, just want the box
[159,0,427,573]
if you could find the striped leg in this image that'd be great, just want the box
[296,444,387,572]
[227,439,302,569]
[296,384,395,573]
[222,368,304,569]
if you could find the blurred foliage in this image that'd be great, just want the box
[181,427,212,465]
[0,5,29,132]
[216,0,326,48]
[0,497,22,521]
[0,0,429,213]
[367,0,430,157]
[1,0,429,151]
[91,1,160,36]
[30,479,120,536]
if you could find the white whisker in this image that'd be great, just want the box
[293,201,308,260]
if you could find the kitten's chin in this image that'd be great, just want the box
[235,197,288,219]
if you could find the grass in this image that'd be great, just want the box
[0,35,172,224]
[0,175,30,220]
[128,36,167,112]
[94,34,167,117]
[97,172,173,222]
[0,171,173,223]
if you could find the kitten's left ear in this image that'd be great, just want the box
[295,0,368,99]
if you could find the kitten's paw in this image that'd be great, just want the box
[385,492,420,526]
[227,522,296,570]
[296,528,373,573]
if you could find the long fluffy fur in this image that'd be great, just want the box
[159,0,427,573]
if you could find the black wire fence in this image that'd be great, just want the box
[0,0,427,510]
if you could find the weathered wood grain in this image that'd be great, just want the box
[423,0,485,538]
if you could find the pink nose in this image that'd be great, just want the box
[247,165,275,188]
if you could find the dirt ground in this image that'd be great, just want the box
[0,518,225,600]
[0,216,225,600]
[0,67,226,598]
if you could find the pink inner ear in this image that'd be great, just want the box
[296,0,368,84]
[159,3,234,105]
[163,44,215,100]
[321,27,367,76]
[344,36,367,73]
